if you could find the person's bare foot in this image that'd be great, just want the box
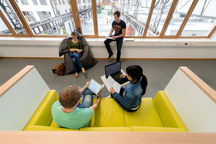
[81,68,86,74]
[75,72,79,78]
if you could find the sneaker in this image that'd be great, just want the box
[108,53,113,59]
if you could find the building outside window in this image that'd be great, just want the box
[23,11,36,22]
[0,16,12,35]
[37,11,51,20]
[21,0,29,5]
[39,0,47,5]
[32,0,38,5]
[58,0,61,5]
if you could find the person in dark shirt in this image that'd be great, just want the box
[104,11,126,62]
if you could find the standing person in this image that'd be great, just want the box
[104,11,126,62]
[68,32,86,78]
[109,65,148,112]
[52,81,101,129]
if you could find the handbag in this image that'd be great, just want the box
[52,63,65,76]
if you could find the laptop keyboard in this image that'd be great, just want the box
[111,72,129,85]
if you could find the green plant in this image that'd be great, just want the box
[97,8,102,14]
[107,9,113,16]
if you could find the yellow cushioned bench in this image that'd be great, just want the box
[24,90,188,132]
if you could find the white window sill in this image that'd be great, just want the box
[0,37,216,47]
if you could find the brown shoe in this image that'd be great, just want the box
[81,68,86,74]
[75,72,79,78]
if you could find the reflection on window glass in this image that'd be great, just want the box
[16,0,76,35]
[181,0,216,37]
[0,1,27,34]
[147,0,173,36]
[32,0,38,5]
[21,0,29,5]
[165,0,193,36]
[23,11,36,22]
[97,0,153,36]
[39,0,48,5]
[0,17,12,35]
[77,0,94,35]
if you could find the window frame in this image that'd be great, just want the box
[0,0,215,38]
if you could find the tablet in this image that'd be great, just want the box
[88,79,103,95]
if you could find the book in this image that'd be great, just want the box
[106,36,115,40]
[105,75,121,93]
[88,79,104,95]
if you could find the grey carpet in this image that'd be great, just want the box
[0,59,215,98]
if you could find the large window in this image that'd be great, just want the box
[147,0,173,37]
[96,0,113,36]
[77,0,94,35]
[32,0,38,5]
[97,0,154,36]
[21,0,29,5]
[23,11,36,22]
[181,0,216,37]
[115,0,154,36]
[39,0,48,5]
[0,0,216,38]
[0,16,12,35]
[0,1,27,34]
[16,0,75,35]
[165,0,194,36]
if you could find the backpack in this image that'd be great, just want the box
[52,63,65,76]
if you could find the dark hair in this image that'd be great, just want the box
[71,31,77,36]
[126,65,148,95]
[59,85,81,109]
[113,11,120,17]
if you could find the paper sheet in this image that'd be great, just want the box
[106,75,121,93]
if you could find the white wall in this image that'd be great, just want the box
[0,38,216,58]
[0,67,50,130]
[164,68,216,132]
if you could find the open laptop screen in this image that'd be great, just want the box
[105,61,121,77]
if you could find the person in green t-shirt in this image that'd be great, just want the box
[52,81,101,129]
[68,32,85,78]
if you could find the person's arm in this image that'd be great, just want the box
[80,81,90,93]
[112,28,126,39]
[120,74,129,80]
[110,88,135,108]
[108,28,114,37]
[68,40,71,51]
[89,92,101,111]
[77,40,83,53]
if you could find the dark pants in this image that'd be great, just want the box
[104,37,124,61]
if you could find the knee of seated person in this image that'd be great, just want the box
[104,40,109,44]
[72,58,76,62]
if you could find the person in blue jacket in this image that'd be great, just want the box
[110,65,148,112]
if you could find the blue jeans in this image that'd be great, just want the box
[77,87,96,108]
[69,52,83,72]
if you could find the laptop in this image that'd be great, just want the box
[105,61,129,85]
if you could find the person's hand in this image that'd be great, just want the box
[112,36,118,39]
[109,88,115,94]
[97,92,101,102]
[120,74,125,79]
[85,81,90,88]
[97,92,101,99]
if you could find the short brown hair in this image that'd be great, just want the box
[114,11,120,17]
[59,85,81,109]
